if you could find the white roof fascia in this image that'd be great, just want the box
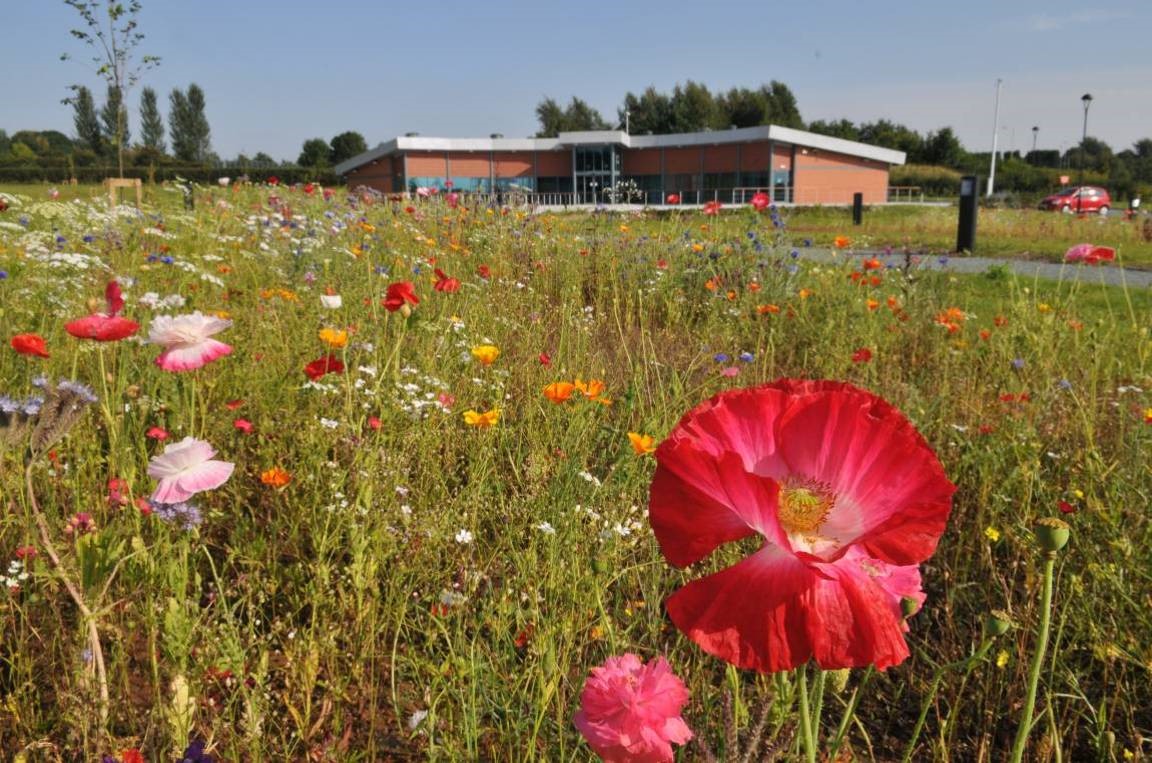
[768,125,906,165]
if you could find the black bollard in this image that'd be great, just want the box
[852,192,863,225]
[956,176,978,253]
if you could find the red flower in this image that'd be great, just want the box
[303,183,315,195]
[65,281,139,342]
[10,333,50,358]
[648,380,955,672]
[146,426,170,440]
[225,399,246,410]
[267,176,279,186]
[367,416,382,430]
[433,269,461,293]
[851,347,873,364]
[666,193,681,205]
[233,418,254,434]
[750,192,770,211]
[1058,500,1076,515]
[477,264,491,279]
[538,352,552,367]
[383,281,419,312]
[121,750,145,763]
[703,200,722,215]
[304,355,345,381]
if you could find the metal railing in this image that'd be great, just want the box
[887,186,925,203]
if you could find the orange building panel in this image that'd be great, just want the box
[794,150,887,204]
[407,152,447,177]
[772,146,793,171]
[740,142,771,171]
[447,153,490,177]
[493,152,533,177]
[703,144,739,173]
[664,148,700,174]
[622,148,661,175]
[536,151,571,176]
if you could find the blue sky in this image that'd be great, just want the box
[4,1,1150,161]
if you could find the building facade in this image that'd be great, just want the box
[334,125,906,206]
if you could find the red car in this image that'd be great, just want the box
[1039,186,1111,215]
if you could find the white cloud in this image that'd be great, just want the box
[1029,11,1131,32]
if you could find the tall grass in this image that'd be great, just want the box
[0,187,1148,760]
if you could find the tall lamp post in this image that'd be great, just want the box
[1078,93,1092,212]
[1031,125,1039,157]
[986,78,1003,198]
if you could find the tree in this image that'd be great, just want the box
[251,152,277,168]
[535,97,611,137]
[806,118,860,141]
[329,131,368,165]
[169,84,210,162]
[670,81,720,133]
[920,127,966,168]
[298,138,332,167]
[0,129,10,160]
[139,86,165,152]
[619,87,673,135]
[717,87,768,128]
[72,85,104,154]
[762,81,802,128]
[61,0,160,177]
[100,83,130,151]
[186,84,211,161]
[858,120,924,158]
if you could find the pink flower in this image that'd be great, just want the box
[649,380,955,672]
[147,312,233,372]
[574,654,693,763]
[146,426,170,440]
[1064,243,1115,264]
[147,436,234,504]
[750,191,770,211]
[720,366,740,377]
[233,418,253,434]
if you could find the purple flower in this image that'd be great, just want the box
[1012,358,1025,370]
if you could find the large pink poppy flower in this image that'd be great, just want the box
[65,280,140,342]
[147,312,233,372]
[574,653,692,763]
[649,379,955,673]
[147,436,234,504]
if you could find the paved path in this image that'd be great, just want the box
[802,250,1152,289]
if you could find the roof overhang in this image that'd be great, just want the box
[335,125,905,176]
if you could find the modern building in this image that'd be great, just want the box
[334,125,906,206]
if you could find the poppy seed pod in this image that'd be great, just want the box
[1034,517,1071,553]
[985,609,1014,637]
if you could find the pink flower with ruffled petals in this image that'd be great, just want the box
[574,654,692,763]
[1064,243,1115,264]
[147,436,234,504]
[649,379,955,673]
[148,311,233,372]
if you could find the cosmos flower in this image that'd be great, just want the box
[648,380,955,672]
[573,653,692,763]
[65,281,140,342]
[147,437,234,504]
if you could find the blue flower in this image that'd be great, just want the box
[1011,358,1025,370]
[739,351,755,363]
[151,501,203,529]
[803,238,812,247]
[713,353,730,363]
[1057,379,1073,391]
[58,379,98,403]
[160,255,174,265]
[790,250,799,259]
[0,270,7,279]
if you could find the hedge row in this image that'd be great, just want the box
[0,164,339,186]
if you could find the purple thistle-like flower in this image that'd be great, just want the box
[57,379,99,403]
[180,739,214,763]
[151,501,204,529]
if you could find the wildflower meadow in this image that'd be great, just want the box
[1,184,1150,761]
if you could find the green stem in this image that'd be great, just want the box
[797,664,817,763]
[1009,554,1057,763]
[829,667,873,760]
[810,667,827,752]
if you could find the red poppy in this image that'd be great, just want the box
[65,280,139,342]
[267,176,279,186]
[666,193,681,205]
[851,347,873,364]
[304,355,345,381]
[10,333,50,358]
[648,380,954,672]
[233,418,254,434]
[703,200,722,215]
[383,281,419,312]
[477,264,491,279]
[538,352,552,367]
[146,426,170,440]
[750,192,770,211]
[225,399,246,410]
[433,269,461,293]
[303,183,315,195]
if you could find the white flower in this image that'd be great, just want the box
[320,294,342,309]
[318,417,339,429]
[408,709,428,731]
[535,522,556,534]
[454,529,474,544]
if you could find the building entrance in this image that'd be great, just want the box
[573,145,620,204]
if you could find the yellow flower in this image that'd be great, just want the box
[995,649,1009,669]
[319,327,348,348]
[799,288,813,299]
[463,409,499,428]
[471,345,500,366]
[1037,303,1052,313]
[627,432,656,455]
[984,526,1001,542]
[574,377,606,400]
[260,467,292,488]
[213,310,231,320]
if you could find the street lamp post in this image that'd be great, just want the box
[987,78,1003,198]
[1031,125,1039,157]
[1078,93,1092,213]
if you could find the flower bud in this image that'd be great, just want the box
[829,668,852,694]
[984,609,1013,637]
[901,596,920,618]
[1034,517,1071,553]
